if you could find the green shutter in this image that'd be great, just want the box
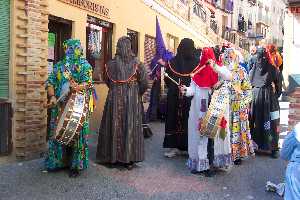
[0,1,10,99]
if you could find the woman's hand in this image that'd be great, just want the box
[48,96,57,107]
[179,85,187,95]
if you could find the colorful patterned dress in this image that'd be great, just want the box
[45,39,94,171]
[228,62,254,162]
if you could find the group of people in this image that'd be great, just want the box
[44,37,283,175]
[44,36,299,199]
[162,39,283,176]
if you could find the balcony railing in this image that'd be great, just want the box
[287,0,300,6]
[210,19,219,34]
[221,26,236,44]
[248,0,257,6]
[192,1,207,22]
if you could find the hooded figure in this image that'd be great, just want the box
[163,38,199,158]
[146,17,174,122]
[96,37,148,169]
[46,39,94,177]
[249,47,281,158]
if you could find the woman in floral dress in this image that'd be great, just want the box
[224,48,255,165]
[45,39,95,177]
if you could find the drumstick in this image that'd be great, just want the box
[190,65,207,78]
[164,73,179,86]
[45,90,69,108]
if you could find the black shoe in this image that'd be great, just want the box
[190,169,199,174]
[204,169,216,177]
[69,169,80,178]
[271,150,279,159]
[234,159,242,165]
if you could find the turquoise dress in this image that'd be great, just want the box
[45,39,94,171]
[281,123,300,200]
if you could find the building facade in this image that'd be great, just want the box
[1,0,225,160]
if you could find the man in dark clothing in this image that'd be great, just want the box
[163,38,199,158]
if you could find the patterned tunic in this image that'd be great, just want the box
[45,39,94,171]
[229,63,254,161]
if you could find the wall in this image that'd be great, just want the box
[283,11,300,87]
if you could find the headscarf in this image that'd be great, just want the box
[63,39,84,60]
[169,38,198,74]
[266,44,283,69]
[106,36,138,81]
[116,36,135,64]
[249,47,273,87]
[192,47,218,88]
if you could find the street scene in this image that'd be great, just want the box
[0,102,288,200]
[1,0,300,200]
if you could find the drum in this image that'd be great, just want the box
[55,92,88,146]
[200,83,230,138]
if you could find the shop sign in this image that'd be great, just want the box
[290,7,300,14]
[58,0,110,18]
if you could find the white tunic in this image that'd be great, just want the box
[186,66,232,172]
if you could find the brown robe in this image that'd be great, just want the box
[96,56,148,164]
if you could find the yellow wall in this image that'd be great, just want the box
[48,0,213,131]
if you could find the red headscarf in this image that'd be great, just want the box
[192,47,219,88]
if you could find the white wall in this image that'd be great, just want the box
[283,12,300,86]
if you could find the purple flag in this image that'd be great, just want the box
[150,17,173,78]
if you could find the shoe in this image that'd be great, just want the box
[164,149,180,158]
[124,162,136,171]
[190,169,199,174]
[69,169,80,178]
[234,159,242,165]
[271,150,279,159]
[204,169,216,177]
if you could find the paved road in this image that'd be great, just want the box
[0,102,289,200]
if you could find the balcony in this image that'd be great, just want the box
[159,0,190,20]
[248,0,257,6]
[192,0,208,22]
[210,19,219,34]
[221,26,236,44]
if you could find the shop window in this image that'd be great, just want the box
[48,16,72,74]
[167,34,177,55]
[86,16,113,83]
[127,29,139,56]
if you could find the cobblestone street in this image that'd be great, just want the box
[0,103,289,200]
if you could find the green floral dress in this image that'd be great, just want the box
[45,39,94,171]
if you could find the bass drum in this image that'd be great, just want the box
[55,92,88,146]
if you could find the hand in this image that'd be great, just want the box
[179,85,187,95]
[271,82,276,93]
[158,59,166,66]
[70,80,79,92]
[48,96,57,106]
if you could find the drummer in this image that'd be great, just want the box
[45,39,95,178]
[180,47,233,177]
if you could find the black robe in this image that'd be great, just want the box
[249,49,282,152]
[163,40,198,151]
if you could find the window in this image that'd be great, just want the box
[167,34,177,55]
[86,16,113,82]
[127,29,139,56]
